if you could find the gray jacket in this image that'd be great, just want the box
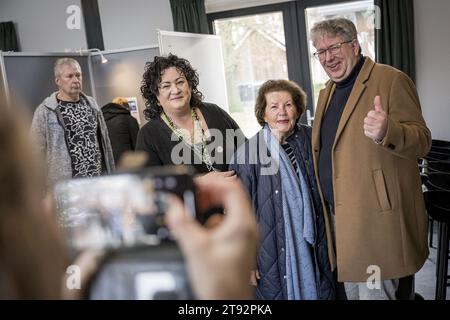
[30,91,115,189]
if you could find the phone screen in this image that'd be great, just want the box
[53,166,197,255]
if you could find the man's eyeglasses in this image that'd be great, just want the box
[313,39,355,60]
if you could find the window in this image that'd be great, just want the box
[208,1,376,128]
[212,11,289,138]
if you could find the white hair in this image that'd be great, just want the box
[54,58,81,77]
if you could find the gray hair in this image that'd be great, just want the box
[54,58,81,77]
[310,18,358,43]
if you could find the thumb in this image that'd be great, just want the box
[374,95,383,112]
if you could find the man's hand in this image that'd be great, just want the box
[250,270,260,286]
[166,175,258,299]
[364,95,388,142]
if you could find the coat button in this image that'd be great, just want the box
[275,190,279,194]
[217,146,223,153]
[283,275,287,279]
[281,247,284,251]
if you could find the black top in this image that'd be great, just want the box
[102,103,139,164]
[136,103,246,173]
[57,97,102,178]
[318,56,365,206]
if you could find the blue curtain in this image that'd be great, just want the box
[375,0,415,82]
[170,0,210,34]
[0,21,19,51]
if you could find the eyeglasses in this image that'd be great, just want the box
[313,39,355,60]
[158,78,188,92]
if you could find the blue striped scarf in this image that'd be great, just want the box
[263,125,318,300]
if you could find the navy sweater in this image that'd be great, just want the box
[318,56,365,206]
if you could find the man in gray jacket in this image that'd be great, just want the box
[31,58,115,189]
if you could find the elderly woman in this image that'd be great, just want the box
[230,80,335,300]
[136,54,246,175]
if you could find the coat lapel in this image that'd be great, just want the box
[312,82,333,153]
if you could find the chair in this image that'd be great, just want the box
[427,161,450,173]
[425,151,450,162]
[425,172,450,191]
[421,173,429,185]
[431,146,450,154]
[430,139,450,154]
[432,139,450,148]
[423,190,450,300]
[424,172,450,249]
[421,161,450,247]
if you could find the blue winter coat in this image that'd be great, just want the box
[230,124,335,300]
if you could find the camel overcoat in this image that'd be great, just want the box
[312,58,431,282]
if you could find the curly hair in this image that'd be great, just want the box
[254,79,307,126]
[141,54,204,120]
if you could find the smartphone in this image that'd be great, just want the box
[53,165,197,255]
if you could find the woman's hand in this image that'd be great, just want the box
[166,174,259,299]
[250,270,260,286]
[194,170,237,183]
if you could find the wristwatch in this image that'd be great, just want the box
[374,138,383,145]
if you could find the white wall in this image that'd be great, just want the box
[0,0,87,52]
[98,0,173,50]
[0,0,173,52]
[414,0,450,141]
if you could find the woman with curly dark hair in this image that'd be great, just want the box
[136,54,246,175]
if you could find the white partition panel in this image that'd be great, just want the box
[158,30,229,112]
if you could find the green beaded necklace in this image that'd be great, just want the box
[161,108,216,172]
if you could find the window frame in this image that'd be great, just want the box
[207,2,312,123]
[207,0,372,123]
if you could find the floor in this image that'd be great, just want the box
[415,224,449,300]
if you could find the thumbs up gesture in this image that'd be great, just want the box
[364,95,388,142]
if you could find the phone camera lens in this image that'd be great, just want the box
[164,176,177,189]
